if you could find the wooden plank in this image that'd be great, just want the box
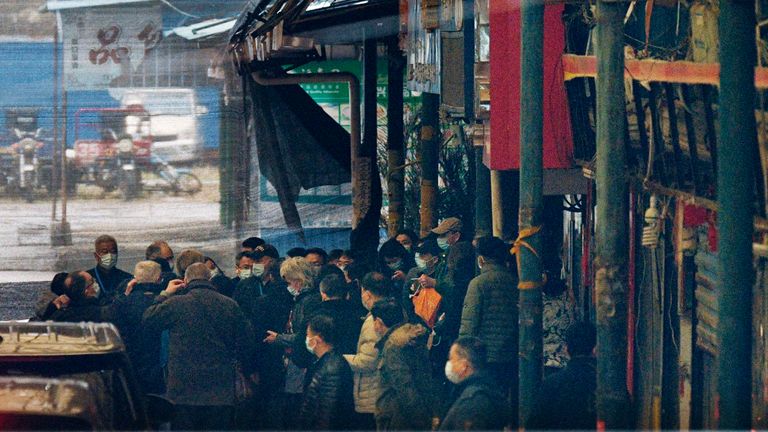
[563,54,768,88]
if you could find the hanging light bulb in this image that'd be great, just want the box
[642,195,660,248]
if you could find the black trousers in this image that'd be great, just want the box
[172,404,234,431]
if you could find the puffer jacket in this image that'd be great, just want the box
[375,323,435,431]
[344,313,382,413]
[299,350,355,430]
[439,372,512,430]
[459,262,518,363]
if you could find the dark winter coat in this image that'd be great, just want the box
[49,297,112,323]
[210,273,233,297]
[291,298,364,368]
[375,323,435,431]
[525,356,597,430]
[141,279,256,406]
[459,262,518,363]
[439,372,512,430]
[87,266,133,302]
[299,349,355,430]
[232,276,264,322]
[111,282,165,395]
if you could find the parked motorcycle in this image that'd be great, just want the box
[8,128,45,202]
[116,135,141,200]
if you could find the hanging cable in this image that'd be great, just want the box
[159,0,201,19]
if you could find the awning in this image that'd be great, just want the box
[45,0,152,11]
[164,17,237,40]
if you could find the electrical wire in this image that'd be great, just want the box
[159,0,201,19]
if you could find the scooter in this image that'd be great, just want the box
[115,136,141,200]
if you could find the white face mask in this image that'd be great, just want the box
[437,237,450,251]
[239,267,252,279]
[305,336,317,354]
[210,268,221,277]
[445,360,464,384]
[252,263,265,277]
[89,281,101,298]
[99,253,117,270]
[386,260,402,271]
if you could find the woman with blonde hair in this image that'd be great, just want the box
[263,256,322,429]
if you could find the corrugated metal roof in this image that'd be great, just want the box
[44,0,153,12]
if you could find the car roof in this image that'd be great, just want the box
[0,376,95,419]
[0,322,125,356]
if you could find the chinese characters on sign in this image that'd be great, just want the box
[61,4,162,89]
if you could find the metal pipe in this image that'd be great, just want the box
[251,69,362,226]
[627,188,636,397]
[717,0,756,426]
[52,22,59,222]
[594,0,631,426]
[518,0,544,424]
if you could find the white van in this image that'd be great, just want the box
[109,88,207,164]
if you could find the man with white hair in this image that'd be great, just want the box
[112,260,166,395]
[143,262,257,431]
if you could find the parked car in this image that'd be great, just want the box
[0,322,170,430]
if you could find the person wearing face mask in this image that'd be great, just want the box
[51,271,113,323]
[343,272,389,430]
[403,239,445,324]
[87,235,132,304]
[438,337,512,430]
[262,257,322,430]
[299,314,355,430]
[395,229,419,257]
[145,240,178,287]
[459,236,518,414]
[288,273,361,370]
[378,238,416,293]
[232,252,265,319]
[305,247,329,285]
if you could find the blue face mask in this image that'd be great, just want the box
[437,237,450,251]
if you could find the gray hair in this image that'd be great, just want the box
[134,260,162,284]
[280,257,313,289]
[184,262,211,282]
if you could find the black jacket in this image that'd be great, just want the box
[299,349,355,430]
[525,356,597,430]
[111,282,165,395]
[439,372,512,430]
[232,276,265,321]
[142,279,256,406]
[50,297,112,323]
[88,266,133,303]
[290,298,363,368]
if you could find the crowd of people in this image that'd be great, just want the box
[32,217,597,431]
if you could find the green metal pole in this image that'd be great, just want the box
[717,0,756,426]
[518,0,543,425]
[594,0,630,427]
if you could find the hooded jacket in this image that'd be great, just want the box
[375,323,435,431]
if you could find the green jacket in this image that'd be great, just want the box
[375,323,435,431]
[459,262,518,363]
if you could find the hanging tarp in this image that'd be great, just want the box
[60,3,162,89]
[247,74,351,236]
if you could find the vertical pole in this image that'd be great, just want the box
[518,0,544,424]
[717,0,756,426]
[491,169,518,241]
[351,38,383,267]
[594,0,630,427]
[387,37,406,237]
[52,24,59,223]
[474,144,492,237]
[419,92,440,238]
